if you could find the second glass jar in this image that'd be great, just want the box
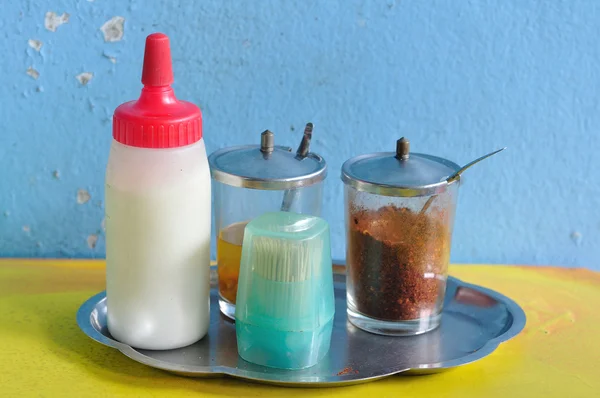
[209,130,327,319]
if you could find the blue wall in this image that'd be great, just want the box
[1,1,599,268]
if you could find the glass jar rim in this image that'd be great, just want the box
[341,152,461,197]
[210,145,327,190]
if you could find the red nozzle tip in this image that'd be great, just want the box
[141,33,174,87]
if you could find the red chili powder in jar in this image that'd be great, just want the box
[347,205,452,321]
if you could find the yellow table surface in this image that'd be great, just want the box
[1,260,599,397]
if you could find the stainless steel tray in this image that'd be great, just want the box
[77,265,525,387]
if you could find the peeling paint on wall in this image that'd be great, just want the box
[570,231,583,246]
[87,234,98,249]
[103,52,117,63]
[44,12,69,32]
[76,72,94,86]
[101,16,125,42]
[77,189,91,205]
[28,39,43,52]
[26,67,39,80]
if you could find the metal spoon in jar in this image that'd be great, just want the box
[419,147,506,214]
[280,122,314,212]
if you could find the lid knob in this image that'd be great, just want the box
[261,130,274,153]
[396,137,410,160]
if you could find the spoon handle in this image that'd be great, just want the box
[446,147,506,183]
[420,147,506,215]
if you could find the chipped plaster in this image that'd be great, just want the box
[100,16,125,42]
[87,234,98,249]
[76,72,93,86]
[44,11,69,32]
[77,189,91,205]
[103,52,117,63]
[28,39,43,52]
[26,67,39,80]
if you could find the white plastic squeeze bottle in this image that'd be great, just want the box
[105,33,211,350]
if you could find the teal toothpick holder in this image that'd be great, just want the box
[235,212,335,369]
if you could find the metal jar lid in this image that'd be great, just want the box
[341,137,461,197]
[209,129,327,190]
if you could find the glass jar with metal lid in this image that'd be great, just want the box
[209,124,327,319]
[341,137,461,336]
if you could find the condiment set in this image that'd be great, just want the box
[93,32,519,378]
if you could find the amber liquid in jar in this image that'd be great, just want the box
[217,221,249,304]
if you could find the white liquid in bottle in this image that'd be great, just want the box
[105,33,211,350]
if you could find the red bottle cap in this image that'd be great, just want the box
[113,33,202,148]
